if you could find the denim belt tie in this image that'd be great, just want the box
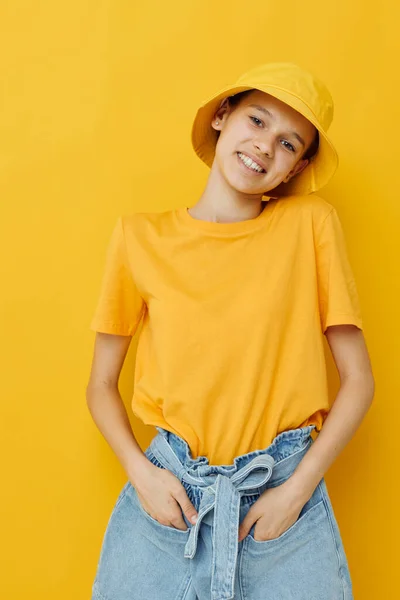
[147,433,276,600]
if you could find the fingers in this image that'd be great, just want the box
[172,486,198,526]
[166,508,189,531]
[137,489,193,531]
[136,470,198,531]
[156,498,188,531]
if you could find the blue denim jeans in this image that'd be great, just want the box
[91,425,353,599]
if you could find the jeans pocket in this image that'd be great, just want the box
[247,497,326,547]
[245,480,325,547]
[240,481,350,600]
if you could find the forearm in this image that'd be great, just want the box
[286,373,375,502]
[86,383,151,482]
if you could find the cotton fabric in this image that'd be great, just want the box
[90,193,363,465]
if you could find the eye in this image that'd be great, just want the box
[281,140,296,152]
[249,116,263,127]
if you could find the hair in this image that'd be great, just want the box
[217,89,320,162]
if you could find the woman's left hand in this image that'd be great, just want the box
[238,480,307,543]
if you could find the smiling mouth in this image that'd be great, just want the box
[236,152,267,174]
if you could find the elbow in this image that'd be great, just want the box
[341,370,376,404]
[85,380,118,405]
[368,373,376,403]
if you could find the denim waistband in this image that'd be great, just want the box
[146,425,316,600]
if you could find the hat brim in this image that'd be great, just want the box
[191,84,339,198]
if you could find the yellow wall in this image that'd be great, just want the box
[1,1,395,597]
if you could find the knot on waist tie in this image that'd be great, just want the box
[149,435,275,600]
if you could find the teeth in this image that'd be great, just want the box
[238,152,265,172]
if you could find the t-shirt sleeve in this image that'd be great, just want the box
[315,208,363,334]
[89,216,146,336]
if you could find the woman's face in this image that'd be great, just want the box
[211,89,317,197]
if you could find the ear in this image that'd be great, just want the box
[283,158,309,183]
[211,97,231,132]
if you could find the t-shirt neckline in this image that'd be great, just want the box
[174,199,279,234]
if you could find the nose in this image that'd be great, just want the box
[254,133,274,158]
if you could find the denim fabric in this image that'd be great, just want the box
[91,425,353,600]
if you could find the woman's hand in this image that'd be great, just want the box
[129,460,198,531]
[238,480,307,542]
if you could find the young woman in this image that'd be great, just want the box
[87,62,374,600]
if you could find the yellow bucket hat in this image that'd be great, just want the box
[191,62,339,198]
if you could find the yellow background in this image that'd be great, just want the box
[0,1,396,597]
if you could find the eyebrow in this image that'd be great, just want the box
[248,104,306,148]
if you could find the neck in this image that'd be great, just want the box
[191,161,268,224]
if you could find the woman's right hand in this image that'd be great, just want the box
[129,460,198,531]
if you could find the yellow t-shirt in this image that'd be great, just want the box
[90,194,363,465]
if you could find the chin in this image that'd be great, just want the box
[231,181,266,196]
[225,170,267,195]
